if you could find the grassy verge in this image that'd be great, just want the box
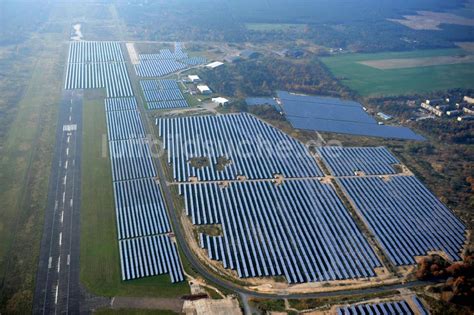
[0,36,63,313]
[80,91,189,298]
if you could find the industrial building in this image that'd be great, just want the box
[211,97,229,106]
[197,85,212,95]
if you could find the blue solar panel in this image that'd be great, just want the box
[337,300,418,315]
[246,97,280,109]
[277,91,424,141]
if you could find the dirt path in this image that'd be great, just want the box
[110,296,184,313]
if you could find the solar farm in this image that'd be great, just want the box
[158,113,323,182]
[155,112,466,284]
[140,79,190,110]
[277,91,424,141]
[134,43,207,77]
[65,41,133,97]
[336,296,429,315]
[66,41,184,283]
[64,39,466,295]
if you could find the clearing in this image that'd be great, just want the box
[321,48,474,96]
[388,10,474,30]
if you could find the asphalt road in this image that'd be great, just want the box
[33,90,83,314]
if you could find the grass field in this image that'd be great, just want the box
[0,35,64,313]
[80,91,190,298]
[320,48,474,96]
[245,23,306,32]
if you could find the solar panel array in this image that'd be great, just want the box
[65,41,133,97]
[277,91,424,141]
[338,176,465,265]
[119,235,184,282]
[140,79,189,110]
[337,300,418,315]
[158,113,323,182]
[182,180,381,283]
[64,41,184,283]
[134,43,206,77]
[317,146,400,176]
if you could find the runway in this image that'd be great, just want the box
[33,89,83,314]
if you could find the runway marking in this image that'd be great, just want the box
[63,175,67,185]
[69,115,72,122]
[55,284,59,304]
[67,136,70,143]
[55,201,58,211]
[64,160,68,169]
[60,211,64,224]
[70,199,73,207]
[70,105,72,111]
[59,232,62,246]
[48,256,52,269]
[72,159,75,166]
[67,254,70,266]
[62,192,66,204]
[57,256,61,273]
[66,147,69,156]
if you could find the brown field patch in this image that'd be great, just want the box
[388,11,474,30]
[359,55,474,70]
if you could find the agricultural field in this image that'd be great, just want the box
[321,48,474,96]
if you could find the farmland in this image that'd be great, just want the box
[320,48,474,96]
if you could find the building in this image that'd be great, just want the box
[463,96,474,104]
[212,97,229,106]
[205,61,224,69]
[377,112,392,120]
[224,55,241,63]
[197,85,212,95]
[188,75,201,83]
[421,102,443,117]
[463,107,474,115]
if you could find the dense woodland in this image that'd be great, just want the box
[118,0,474,52]
[199,57,353,98]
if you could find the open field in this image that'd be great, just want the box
[388,10,474,30]
[321,49,474,96]
[244,23,306,32]
[0,35,64,313]
[359,54,474,69]
[80,91,189,297]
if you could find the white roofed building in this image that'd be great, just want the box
[188,75,201,83]
[206,61,224,69]
[197,85,212,95]
[212,97,229,106]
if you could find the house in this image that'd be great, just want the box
[377,112,392,120]
[463,96,474,104]
[212,97,229,106]
[188,75,201,83]
[197,85,212,95]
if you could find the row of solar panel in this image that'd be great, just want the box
[180,56,207,66]
[104,99,184,283]
[337,300,416,315]
[181,180,381,283]
[114,178,171,239]
[67,41,124,63]
[134,60,187,77]
[149,100,189,110]
[140,79,179,91]
[143,89,184,102]
[65,61,133,98]
[106,110,146,140]
[105,97,138,111]
[119,235,184,282]
[339,176,465,265]
[158,113,323,182]
[138,49,188,61]
[317,146,400,176]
